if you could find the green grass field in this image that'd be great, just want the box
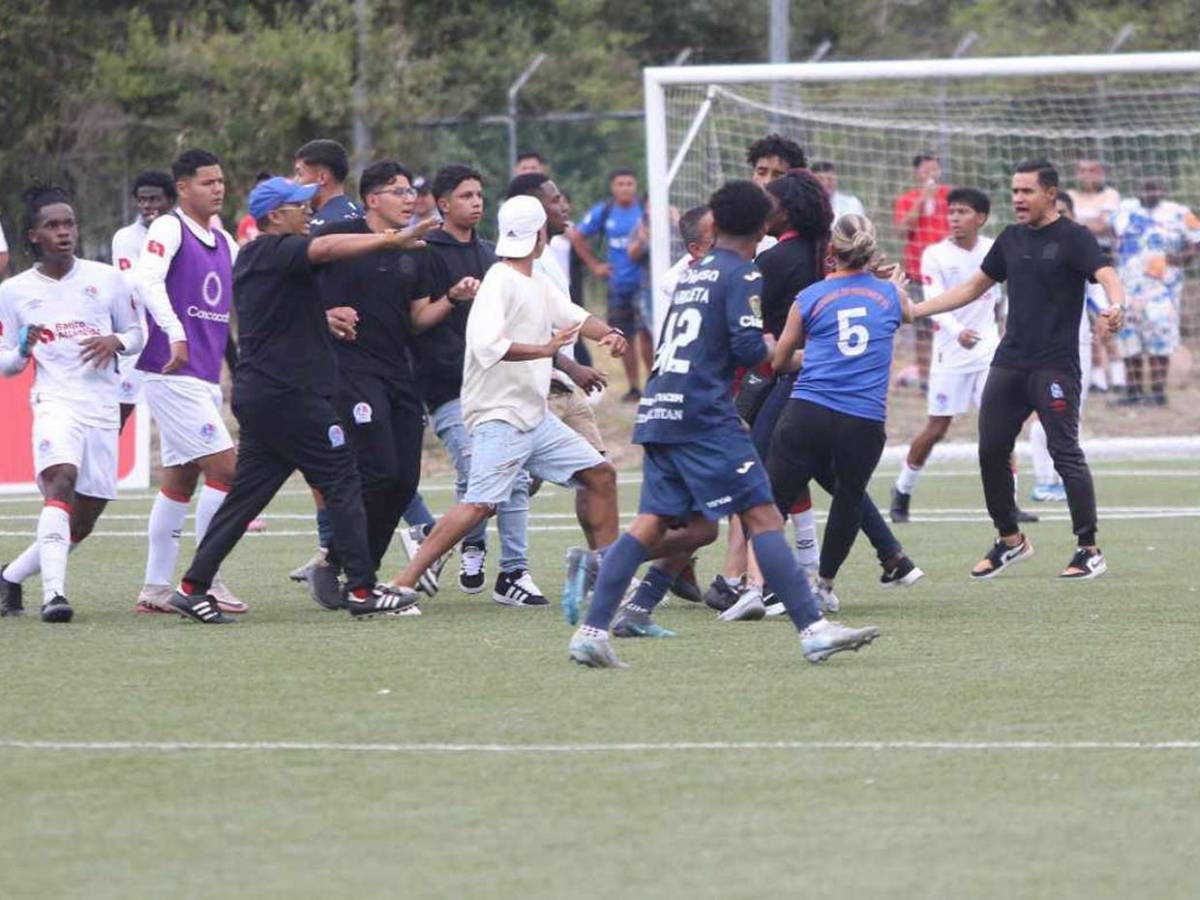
[2,458,1199,899]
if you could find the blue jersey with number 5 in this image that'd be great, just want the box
[790,272,901,421]
[633,248,767,445]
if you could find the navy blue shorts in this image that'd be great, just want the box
[606,283,646,335]
[638,430,775,521]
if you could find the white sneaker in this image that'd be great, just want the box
[1060,547,1107,580]
[814,579,840,614]
[210,577,248,614]
[568,630,629,668]
[800,618,880,663]
[492,570,548,607]
[288,547,326,583]
[135,584,174,614]
[718,585,767,622]
[399,524,425,561]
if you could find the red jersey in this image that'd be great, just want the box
[893,185,950,278]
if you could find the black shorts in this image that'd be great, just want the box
[767,398,886,509]
[334,370,424,493]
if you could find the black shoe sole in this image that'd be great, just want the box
[41,606,73,623]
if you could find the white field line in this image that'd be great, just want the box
[0,508,1197,538]
[2,739,1200,754]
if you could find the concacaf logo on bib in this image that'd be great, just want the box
[353,402,373,425]
[328,424,346,448]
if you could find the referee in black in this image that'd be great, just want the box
[911,160,1124,582]
[169,176,435,623]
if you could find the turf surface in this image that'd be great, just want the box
[1,459,1198,899]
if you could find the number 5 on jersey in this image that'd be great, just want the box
[837,306,870,357]
[654,307,702,374]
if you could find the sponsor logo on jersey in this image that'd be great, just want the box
[118,258,132,270]
[147,240,166,257]
[736,460,755,475]
[201,270,224,307]
[353,402,373,424]
[328,424,346,448]
[705,495,733,508]
[743,270,762,282]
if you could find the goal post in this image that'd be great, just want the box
[644,51,1200,354]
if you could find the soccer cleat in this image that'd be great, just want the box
[880,556,924,589]
[702,575,742,613]
[561,547,599,625]
[306,561,345,611]
[169,590,232,624]
[970,535,1034,579]
[40,595,74,624]
[345,584,422,619]
[718,585,767,622]
[668,558,703,603]
[814,580,840,614]
[1,566,25,617]
[210,577,248,615]
[1030,483,1067,503]
[493,569,549,607]
[459,545,486,594]
[1060,547,1107,580]
[568,630,629,668]
[800,618,880,663]
[612,605,676,638]
[135,584,175,614]
[289,547,327,583]
[763,592,786,617]
[889,487,911,524]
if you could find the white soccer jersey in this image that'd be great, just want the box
[111,219,149,273]
[0,259,144,427]
[921,236,1002,373]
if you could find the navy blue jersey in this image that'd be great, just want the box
[790,272,902,421]
[634,248,767,444]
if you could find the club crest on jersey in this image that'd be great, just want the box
[84,284,99,298]
[747,294,762,319]
[328,424,346,448]
[200,423,217,442]
[353,402,373,424]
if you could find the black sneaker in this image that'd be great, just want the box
[345,584,421,619]
[1015,508,1040,524]
[40,594,73,623]
[970,535,1034,580]
[702,575,741,613]
[493,570,549,607]
[1060,547,1107,580]
[668,558,703,603]
[459,545,486,594]
[0,565,24,617]
[880,555,924,588]
[169,590,233,624]
[889,487,911,524]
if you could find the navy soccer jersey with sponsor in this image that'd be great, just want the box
[790,271,903,422]
[633,247,767,445]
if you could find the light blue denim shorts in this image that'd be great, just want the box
[464,414,605,505]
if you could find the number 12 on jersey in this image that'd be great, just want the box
[654,307,702,374]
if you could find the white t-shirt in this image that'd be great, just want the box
[548,233,573,291]
[462,261,589,433]
[0,259,144,426]
[1068,186,1121,237]
[111,219,149,273]
[132,210,237,345]
[831,191,865,220]
[534,251,578,390]
[922,236,1002,373]
[0,218,8,254]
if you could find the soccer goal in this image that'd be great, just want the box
[644,52,1200,355]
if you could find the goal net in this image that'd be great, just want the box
[644,53,1200,440]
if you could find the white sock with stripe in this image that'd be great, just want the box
[145,490,190,587]
[38,502,71,604]
[194,482,229,547]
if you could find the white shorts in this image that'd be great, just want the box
[927,368,988,417]
[32,403,119,500]
[117,366,146,406]
[143,376,233,467]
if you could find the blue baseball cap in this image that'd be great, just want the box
[248,177,319,219]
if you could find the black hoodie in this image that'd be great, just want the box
[417,227,497,408]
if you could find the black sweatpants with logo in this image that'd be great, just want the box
[334,371,424,570]
[183,392,377,593]
[978,365,1097,542]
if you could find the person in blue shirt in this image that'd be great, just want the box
[570,169,648,401]
[768,214,914,603]
[563,180,880,669]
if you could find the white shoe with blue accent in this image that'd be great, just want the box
[800,618,879,663]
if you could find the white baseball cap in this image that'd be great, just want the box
[494,195,547,258]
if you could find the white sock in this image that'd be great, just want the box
[1109,359,1127,388]
[1029,421,1056,485]
[145,490,190,587]
[4,538,77,584]
[194,483,228,546]
[1091,367,1108,390]
[790,510,820,574]
[37,503,71,604]
[896,460,922,495]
